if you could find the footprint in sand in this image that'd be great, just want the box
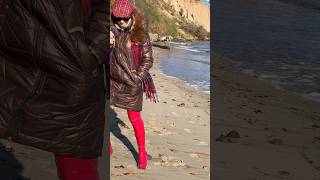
[172,160,186,167]
[203,165,209,171]
[190,152,209,158]
[190,153,200,158]
[164,131,174,135]
[171,112,177,116]
[199,141,208,146]
[168,122,176,127]
[150,113,157,117]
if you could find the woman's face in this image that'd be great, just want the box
[116,17,131,29]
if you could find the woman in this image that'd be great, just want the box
[0,0,109,179]
[109,0,157,169]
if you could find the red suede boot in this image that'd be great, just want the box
[110,143,113,156]
[127,111,147,169]
[54,155,100,180]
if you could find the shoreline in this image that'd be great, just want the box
[153,47,210,98]
[221,54,320,103]
[154,41,211,95]
[213,54,320,179]
[215,53,320,104]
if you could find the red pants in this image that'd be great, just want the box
[55,155,99,180]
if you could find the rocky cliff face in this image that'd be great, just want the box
[163,0,210,32]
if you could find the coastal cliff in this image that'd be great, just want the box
[163,0,210,32]
[136,0,210,40]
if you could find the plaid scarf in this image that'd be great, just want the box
[131,42,158,103]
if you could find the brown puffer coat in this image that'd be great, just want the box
[110,8,153,112]
[0,0,109,158]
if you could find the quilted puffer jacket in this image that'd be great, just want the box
[110,8,153,112]
[0,0,109,158]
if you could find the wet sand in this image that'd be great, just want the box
[213,54,320,179]
[110,47,211,179]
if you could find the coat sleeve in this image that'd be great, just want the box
[136,36,153,81]
[84,0,109,65]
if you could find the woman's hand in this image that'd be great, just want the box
[110,31,115,47]
[131,69,143,84]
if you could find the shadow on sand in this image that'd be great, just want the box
[0,141,30,180]
[110,109,139,164]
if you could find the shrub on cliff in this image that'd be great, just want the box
[138,0,179,37]
[180,23,209,40]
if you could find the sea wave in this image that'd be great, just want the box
[174,46,202,53]
[303,92,320,102]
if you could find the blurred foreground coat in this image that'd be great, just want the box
[0,0,109,158]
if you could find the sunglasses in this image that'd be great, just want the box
[114,17,131,22]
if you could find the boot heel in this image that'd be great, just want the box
[138,151,147,169]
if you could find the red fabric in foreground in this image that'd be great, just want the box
[55,155,99,180]
[81,0,92,16]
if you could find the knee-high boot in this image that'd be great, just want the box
[110,143,113,156]
[127,111,147,169]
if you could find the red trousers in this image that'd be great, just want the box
[55,155,99,180]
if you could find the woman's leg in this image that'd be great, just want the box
[54,154,100,180]
[127,111,147,169]
[110,143,113,156]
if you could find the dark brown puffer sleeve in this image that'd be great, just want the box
[84,0,109,65]
[137,36,153,80]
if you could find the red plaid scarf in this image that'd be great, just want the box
[131,42,158,103]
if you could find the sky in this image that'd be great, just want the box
[201,0,210,4]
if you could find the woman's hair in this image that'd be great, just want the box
[111,8,149,44]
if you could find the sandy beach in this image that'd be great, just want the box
[110,47,210,179]
[213,54,320,180]
[0,46,211,180]
[2,45,319,180]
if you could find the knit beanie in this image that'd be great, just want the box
[112,0,134,18]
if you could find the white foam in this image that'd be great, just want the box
[303,92,320,102]
[159,71,179,80]
[258,73,281,80]
[174,46,201,53]
[297,78,313,83]
[159,69,210,93]
[169,42,188,46]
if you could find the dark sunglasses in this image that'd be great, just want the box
[114,17,130,22]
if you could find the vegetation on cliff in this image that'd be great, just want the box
[138,0,209,41]
[110,0,209,41]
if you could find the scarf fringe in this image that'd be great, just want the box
[143,73,158,103]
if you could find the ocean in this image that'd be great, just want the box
[213,0,320,102]
[158,41,210,93]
